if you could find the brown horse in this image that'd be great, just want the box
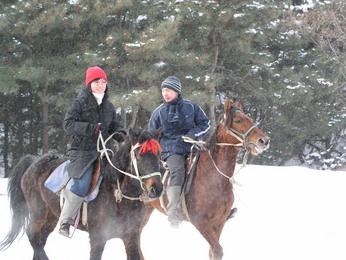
[150,99,270,260]
[0,128,163,260]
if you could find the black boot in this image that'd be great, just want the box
[58,223,71,238]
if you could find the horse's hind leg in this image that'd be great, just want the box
[123,232,144,260]
[27,213,57,260]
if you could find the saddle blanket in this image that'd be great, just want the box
[44,160,102,202]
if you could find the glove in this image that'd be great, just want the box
[113,131,126,143]
[95,123,102,134]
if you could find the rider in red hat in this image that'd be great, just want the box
[58,66,126,237]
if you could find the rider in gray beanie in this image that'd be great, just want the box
[161,76,182,94]
[149,75,210,228]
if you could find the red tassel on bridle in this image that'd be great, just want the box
[139,140,161,155]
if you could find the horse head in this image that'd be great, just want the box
[218,99,270,155]
[127,128,163,199]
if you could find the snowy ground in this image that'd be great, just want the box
[1,165,346,260]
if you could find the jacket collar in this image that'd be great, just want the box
[78,87,109,104]
[164,94,183,107]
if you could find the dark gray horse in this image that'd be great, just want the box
[0,128,163,260]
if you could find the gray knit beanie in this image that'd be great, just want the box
[161,76,182,94]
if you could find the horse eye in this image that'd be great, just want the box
[235,120,241,124]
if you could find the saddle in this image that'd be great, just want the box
[183,152,200,194]
[88,156,102,195]
[79,156,103,227]
[161,152,200,194]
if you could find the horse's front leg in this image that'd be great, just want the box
[122,232,144,260]
[89,231,107,260]
[192,218,225,260]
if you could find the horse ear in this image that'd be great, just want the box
[151,127,162,140]
[235,100,243,110]
[224,98,233,114]
[128,127,139,144]
[128,127,134,137]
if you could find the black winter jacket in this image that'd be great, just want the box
[148,95,210,160]
[63,88,125,178]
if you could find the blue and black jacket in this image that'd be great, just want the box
[148,95,210,160]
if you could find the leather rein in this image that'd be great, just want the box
[183,113,258,185]
[97,132,161,202]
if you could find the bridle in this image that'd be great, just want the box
[183,109,258,185]
[97,132,161,201]
[219,110,258,147]
[215,110,259,183]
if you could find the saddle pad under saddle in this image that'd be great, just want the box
[44,160,103,202]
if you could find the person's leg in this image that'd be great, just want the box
[58,189,85,237]
[67,164,94,197]
[58,165,93,237]
[165,154,186,228]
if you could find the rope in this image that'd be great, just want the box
[114,179,154,202]
[234,149,250,176]
[182,136,243,148]
[208,151,242,186]
[97,132,150,202]
[97,131,141,181]
[182,135,246,186]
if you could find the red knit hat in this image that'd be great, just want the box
[85,66,108,86]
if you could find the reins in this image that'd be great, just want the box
[97,132,141,181]
[208,150,243,186]
[182,120,256,185]
[97,132,161,202]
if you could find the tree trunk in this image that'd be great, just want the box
[42,83,49,154]
[121,106,127,129]
[130,106,139,129]
[206,39,219,132]
[3,123,9,178]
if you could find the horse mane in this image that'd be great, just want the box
[102,141,131,183]
[114,141,132,172]
[205,104,239,150]
[102,130,160,183]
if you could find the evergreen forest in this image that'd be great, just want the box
[0,0,345,177]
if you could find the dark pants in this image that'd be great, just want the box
[166,154,186,186]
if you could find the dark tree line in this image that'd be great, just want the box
[0,0,345,177]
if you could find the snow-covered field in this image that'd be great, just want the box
[1,165,345,260]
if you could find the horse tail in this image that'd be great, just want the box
[0,155,36,251]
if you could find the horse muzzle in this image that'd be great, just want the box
[248,136,270,155]
[147,184,163,198]
[142,176,163,199]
